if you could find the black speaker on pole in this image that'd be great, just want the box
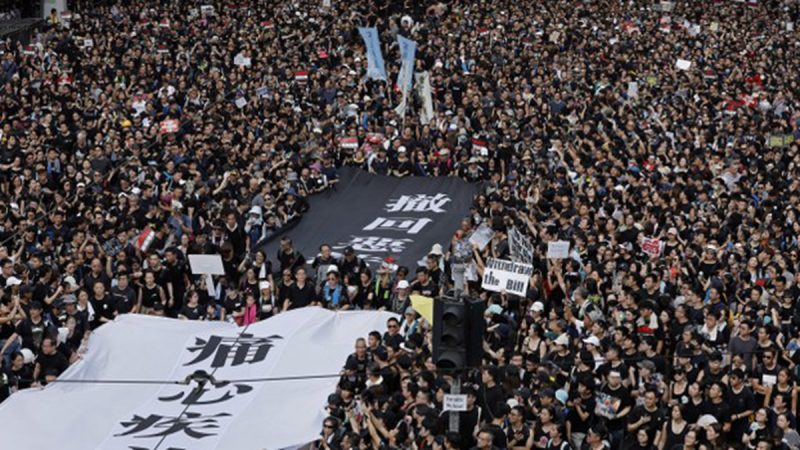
[432,296,485,370]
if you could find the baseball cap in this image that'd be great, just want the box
[397,280,410,289]
[530,301,545,312]
[582,335,601,347]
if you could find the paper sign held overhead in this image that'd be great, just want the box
[481,258,533,297]
[675,59,692,71]
[547,241,570,259]
[188,254,226,275]
[443,394,468,412]
[469,224,495,250]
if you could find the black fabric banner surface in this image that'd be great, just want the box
[265,168,478,272]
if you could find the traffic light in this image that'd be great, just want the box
[432,297,485,369]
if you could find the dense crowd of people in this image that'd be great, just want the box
[1,0,800,449]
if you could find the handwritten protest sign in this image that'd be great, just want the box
[547,241,570,259]
[482,258,534,297]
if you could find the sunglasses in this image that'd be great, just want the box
[388,324,398,329]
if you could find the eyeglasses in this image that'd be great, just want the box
[323,424,334,429]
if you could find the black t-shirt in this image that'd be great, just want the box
[567,395,596,433]
[16,318,54,352]
[179,304,203,320]
[628,405,664,444]
[703,400,731,426]
[288,282,316,309]
[111,285,137,314]
[35,351,68,381]
[90,295,118,329]
[601,384,633,432]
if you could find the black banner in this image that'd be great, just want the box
[266,168,477,272]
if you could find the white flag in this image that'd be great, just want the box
[415,71,434,125]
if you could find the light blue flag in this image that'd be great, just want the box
[358,27,388,81]
[396,34,417,92]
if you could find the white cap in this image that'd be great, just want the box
[258,281,271,291]
[5,276,22,287]
[326,266,339,274]
[249,205,263,216]
[429,243,444,256]
[530,301,545,312]
[554,334,569,346]
[582,335,601,347]
[397,280,410,289]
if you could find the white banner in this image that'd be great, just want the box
[415,71,434,125]
[481,258,533,297]
[0,309,396,450]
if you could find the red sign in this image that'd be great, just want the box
[160,119,180,134]
[642,238,661,257]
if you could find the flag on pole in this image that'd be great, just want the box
[415,71,434,125]
[136,227,156,252]
[357,27,388,81]
[294,70,309,82]
[393,35,417,118]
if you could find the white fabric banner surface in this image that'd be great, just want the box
[0,308,396,450]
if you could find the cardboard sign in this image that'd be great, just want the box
[547,241,570,259]
[469,224,495,251]
[481,258,533,297]
[443,394,467,412]
[188,254,226,275]
[627,81,639,98]
[233,54,251,67]
[675,59,692,71]
[159,119,179,134]
[201,5,215,15]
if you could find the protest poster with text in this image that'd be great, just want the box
[481,258,534,297]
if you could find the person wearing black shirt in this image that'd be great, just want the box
[1,301,55,355]
[601,370,634,450]
[276,237,306,275]
[89,281,118,330]
[411,267,436,297]
[728,370,757,443]
[480,366,505,420]
[339,247,366,286]
[568,377,597,450]
[178,291,203,320]
[626,388,664,447]
[33,336,68,385]
[703,382,732,435]
[163,248,188,316]
[284,267,316,311]
[111,272,138,314]
[224,212,246,260]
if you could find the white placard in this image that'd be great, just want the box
[235,97,247,109]
[627,81,638,98]
[547,241,570,259]
[763,374,777,386]
[675,59,692,71]
[443,394,468,412]
[233,54,251,67]
[188,254,226,275]
[469,224,495,250]
[481,258,533,297]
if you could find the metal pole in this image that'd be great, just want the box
[449,374,460,433]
